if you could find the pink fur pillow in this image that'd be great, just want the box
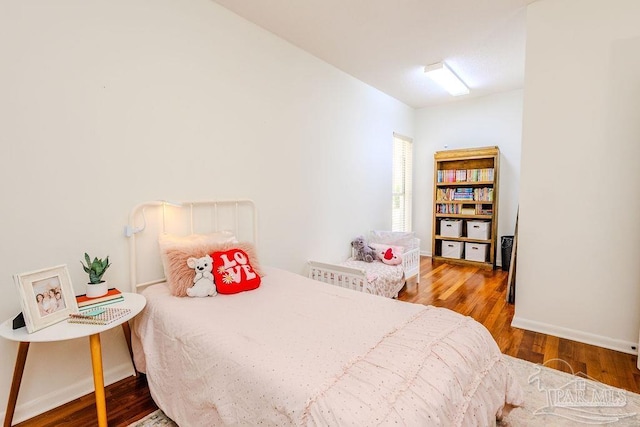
[159,233,263,297]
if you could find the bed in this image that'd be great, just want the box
[128,200,523,426]
[308,233,420,298]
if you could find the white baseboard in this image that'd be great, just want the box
[3,362,134,425]
[511,316,638,356]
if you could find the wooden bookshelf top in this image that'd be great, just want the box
[434,146,499,160]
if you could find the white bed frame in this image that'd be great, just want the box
[125,200,420,298]
[308,238,421,297]
[125,202,518,426]
[126,199,257,293]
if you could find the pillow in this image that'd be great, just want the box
[159,232,262,297]
[369,243,404,265]
[369,230,415,249]
[161,241,263,297]
[211,248,261,294]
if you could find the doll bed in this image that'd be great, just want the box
[308,234,420,298]
[127,200,523,426]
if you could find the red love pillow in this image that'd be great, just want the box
[211,249,261,294]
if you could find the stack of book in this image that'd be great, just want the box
[452,188,474,200]
[76,288,123,310]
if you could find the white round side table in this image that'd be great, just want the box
[0,292,146,427]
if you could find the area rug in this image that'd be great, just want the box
[128,409,177,427]
[128,355,640,426]
[500,355,640,426]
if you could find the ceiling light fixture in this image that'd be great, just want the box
[424,62,469,96]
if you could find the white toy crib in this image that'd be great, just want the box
[308,234,420,299]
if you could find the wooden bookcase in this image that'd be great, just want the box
[432,146,500,269]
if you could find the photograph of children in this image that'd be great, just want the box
[32,276,66,317]
[14,264,78,333]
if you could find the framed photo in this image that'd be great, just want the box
[14,265,78,333]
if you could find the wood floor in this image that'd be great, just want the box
[12,257,640,426]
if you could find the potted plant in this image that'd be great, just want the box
[81,253,111,298]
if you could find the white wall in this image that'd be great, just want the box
[514,0,640,354]
[413,90,523,264]
[0,0,413,422]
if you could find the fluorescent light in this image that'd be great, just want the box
[424,62,469,96]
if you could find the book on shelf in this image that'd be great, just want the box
[68,307,132,325]
[436,187,494,202]
[76,288,123,308]
[477,207,493,215]
[473,187,494,201]
[437,168,495,183]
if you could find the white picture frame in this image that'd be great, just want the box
[14,265,78,333]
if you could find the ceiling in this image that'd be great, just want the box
[212,0,536,109]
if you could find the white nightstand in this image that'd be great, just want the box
[0,292,146,427]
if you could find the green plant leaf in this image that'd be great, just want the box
[82,253,110,284]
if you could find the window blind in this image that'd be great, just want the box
[392,133,413,232]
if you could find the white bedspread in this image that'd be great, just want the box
[133,266,523,426]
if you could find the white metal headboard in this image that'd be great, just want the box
[125,199,257,293]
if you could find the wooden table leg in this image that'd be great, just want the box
[89,334,107,427]
[4,341,29,427]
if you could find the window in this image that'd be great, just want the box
[392,133,413,232]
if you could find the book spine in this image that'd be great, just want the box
[68,317,109,325]
[78,296,125,310]
[76,293,123,306]
[68,307,132,325]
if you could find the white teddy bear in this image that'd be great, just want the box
[186,255,217,297]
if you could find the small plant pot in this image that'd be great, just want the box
[86,281,108,298]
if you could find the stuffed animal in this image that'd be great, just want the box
[351,235,376,263]
[378,247,402,265]
[186,255,217,297]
